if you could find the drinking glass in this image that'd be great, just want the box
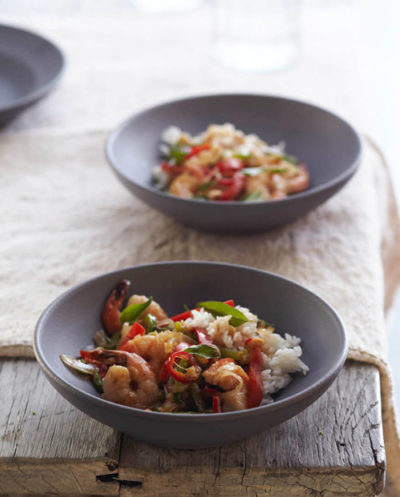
[213,0,301,73]
[131,0,203,13]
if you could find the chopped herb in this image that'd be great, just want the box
[242,167,263,177]
[169,144,190,164]
[241,191,262,202]
[267,167,288,173]
[197,179,215,192]
[185,344,221,360]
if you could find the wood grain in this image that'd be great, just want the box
[0,360,385,496]
[0,359,120,495]
[118,361,385,497]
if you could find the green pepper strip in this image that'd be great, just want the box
[120,297,152,324]
[93,370,104,394]
[189,383,205,413]
[220,348,249,364]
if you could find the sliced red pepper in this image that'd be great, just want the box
[216,158,244,174]
[246,347,264,409]
[98,364,109,379]
[193,327,213,345]
[80,350,102,365]
[212,395,222,413]
[184,144,210,161]
[166,350,201,383]
[161,161,183,174]
[218,172,246,201]
[118,322,145,350]
[224,299,235,307]
[171,310,193,322]
[171,307,201,322]
[158,362,170,383]
[203,386,220,398]
[174,341,191,353]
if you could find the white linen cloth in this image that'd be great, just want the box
[0,2,399,493]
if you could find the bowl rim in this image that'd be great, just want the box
[105,92,362,208]
[34,260,348,421]
[0,24,65,113]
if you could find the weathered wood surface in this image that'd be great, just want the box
[0,360,385,496]
[0,359,120,496]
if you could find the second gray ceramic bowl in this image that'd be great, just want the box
[0,25,65,125]
[106,94,362,233]
[34,262,347,448]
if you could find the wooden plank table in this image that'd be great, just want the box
[0,359,385,497]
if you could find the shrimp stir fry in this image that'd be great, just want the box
[61,280,308,413]
[153,124,310,202]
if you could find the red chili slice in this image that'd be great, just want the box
[193,327,213,344]
[158,362,170,383]
[212,395,222,413]
[218,172,246,201]
[184,144,210,161]
[216,158,244,173]
[161,161,183,174]
[224,299,235,307]
[118,322,145,351]
[246,347,264,409]
[171,310,193,322]
[80,350,102,365]
[203,386,220,398]
[166,350,201,383]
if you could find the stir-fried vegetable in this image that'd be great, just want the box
[185,344,220,360]
[60,354,98,375]
[93,370,104,394]
[220,347,249,364]
[119,322,146,350]
[166,351,201,383]
[143,313,157,333]
[93,329,121,350]
[197,301,248,327]
[119,297,152,324]
[246,347,264,408]
[61,278,307,415]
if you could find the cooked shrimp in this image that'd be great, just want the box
[123,330,184,375]
[101,279,131,335]
[244,171,271,200]
[84,348,159,409]
[286,163,310,194]
[169,173,200,198]
[126,294,167,321]
[203,359,249,411]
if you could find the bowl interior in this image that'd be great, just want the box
[0,25,64,109]
[109,94,361,196]
[36,262,347,408]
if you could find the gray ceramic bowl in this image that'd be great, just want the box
[106,94,361,233]
[0,25,64,125]
[34,261,347,448]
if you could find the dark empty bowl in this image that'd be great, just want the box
[0,24,64,125]
[106,94,362,233]
[34,261,347,448]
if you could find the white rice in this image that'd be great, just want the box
[183,307,309,403]
[161,125,182,145]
